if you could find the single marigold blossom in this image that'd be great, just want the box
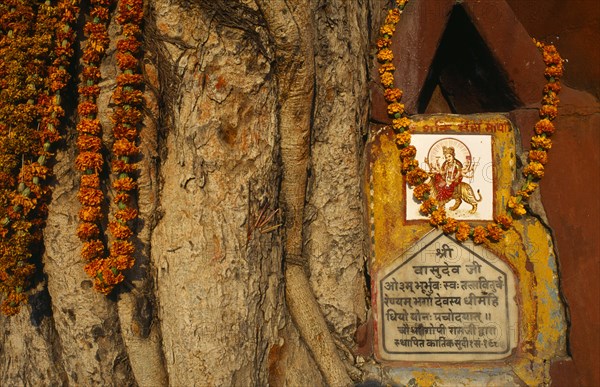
[545,64,564,78]
[113,176,137,191]
[109,254,135,271]
[377,48,394,63]
[442,217,458,234]
[109,221,133,240]
[395,131,411,147]
[429,209,446,227]
[82,240,105,261]
[114,192,131,204]
[75,152,104,172]
[528,150,548,165]
[110,240,135,256]
[531,135,552,150]
[456,222,471,242]
[378,63,395,75]
[392,117,411,130]
[77,119,102,135]
[380,72,395,88]
[379,24,396,36]
[77,222,100,239]
[406,167,428,186]
[81,173,101,188]
[384,88,403,103]
[419,198,436,215]
[523,162,545,179]
[544,81,561,94]
[376,38,392,49]
[77,134,103,152]
[413,183,431,201]
[386,8,401,24]
[387,102,405,116]
[534,119,555,135]
[78,186,104,206]
[112,138,138,157]
[496,214,513,230]
[399,145,417,159]
[539,104,558,120]
[472,226,489,244]
[79,206,103,222]
[115,207,138,222]
[400,158,419,174]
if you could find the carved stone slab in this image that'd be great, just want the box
[377,230,518,362]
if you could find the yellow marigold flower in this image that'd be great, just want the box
[545,65,564,78]
[523,162,545,179]
[528,150,548,165]
[524,182,538,194]
[456,222,471,242]
[543,50,562,66]
[442,217,458,234]
[392,117,411,130]
[542,93,560,107]
[377,48,394,62]
[400,158,419,174]
[429,209,447,227]
[380,24,396,36]
[507,197,526,216]
[385,9,401,24]
[531,135,552,150]
[384,88,403,102]
[380,72,395,88]
[395,131,411,147]
[387,102,405,116]
[379,63,395,75]
[377,38,392,49]
[472,226,488,244]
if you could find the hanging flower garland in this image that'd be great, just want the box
[0,0,80,315]
[376,0,564,244]
[76,0,143,294]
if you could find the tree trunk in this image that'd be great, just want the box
[0,1,375,385]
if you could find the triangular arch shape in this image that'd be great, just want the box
[372,0,547,120]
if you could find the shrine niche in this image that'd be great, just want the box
[365,1,567,385]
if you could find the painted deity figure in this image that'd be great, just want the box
[433,146,463,203]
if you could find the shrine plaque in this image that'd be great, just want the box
[376,230,518,362]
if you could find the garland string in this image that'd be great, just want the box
[376,0,564,244]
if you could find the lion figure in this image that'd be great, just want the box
[431,181,482,214]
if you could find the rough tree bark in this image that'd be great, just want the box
[0,0,377,385]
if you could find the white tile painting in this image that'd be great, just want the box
[406,134,494,220]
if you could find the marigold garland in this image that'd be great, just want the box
[0,0,80,315]
[75,0,143,295]
[377,0,564,245]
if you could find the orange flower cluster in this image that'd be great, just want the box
[376,2,562,245]
[0,0,80,315]
[75,0,115,294]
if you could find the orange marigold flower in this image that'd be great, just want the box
[384,88,403,103]
[400,158,419,174]
[116,52,138,70]
[429,209,447,227]
[496,214,513,230]
[116,73,143,87]
[396,131,411,147]
[78,186,104,206]
[75,152,104,172]
[545,64,564,79]
[534,119,555,135]
[472,226,488,244]
[442,217,458,234]
[113,88,144,105]
[115,207,138,222]
[114,192,131,204]
[387,102,405,116]
[523,162,545,179]
[507,196,526,216]
[77,119,102,135]
[79,206,103,222]
[113,176,137,191]
[113,106,143,125]
[406,167,428,186]
[413,183,431,201]
[531,135,552,150]
[378,63,395,75]
[456,222,471,242]
[112,138,138,157]
[81,66,102,82]
[542,93,560,107]
[113,124,138,141]
[379,24,396,36]
[81,173,101,188]
[419,198,436,215]
[116,36,142,53]
[79,84,101,98]
[110,240,135,256]
[486,223,503,242]
[544,81,561,94]
[380,72,395,88]
[82,239,105,261]
[77,222,100,239]
[528,150,548,165]
[109,221,133,240]
[78,101,98,116]
[109,254,135,271]
[539,104,558,120]
[77,134,102,152]
[399,145,417,159]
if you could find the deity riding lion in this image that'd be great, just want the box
[426,146,482,214]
